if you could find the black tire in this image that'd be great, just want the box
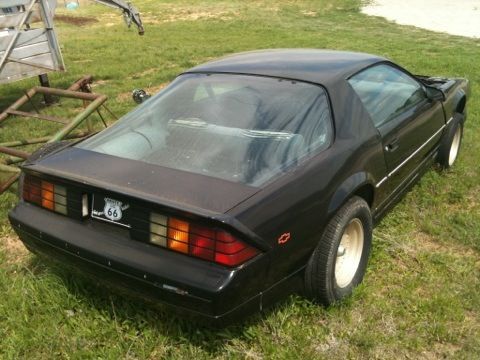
[437,114,464,169]
[305,196,372,306]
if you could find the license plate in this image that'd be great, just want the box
[91,194,131,228]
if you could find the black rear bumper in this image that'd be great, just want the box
[8,203,270,322]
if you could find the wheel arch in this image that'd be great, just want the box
[327,172,375,217]
[456,94,466,114]
[449,88,467,118]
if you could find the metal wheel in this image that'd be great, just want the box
[335,218,364,288]
[437,115,464,169]
[448,126,462,166]
[305,196,372,305]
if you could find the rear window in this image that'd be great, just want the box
[77,73,333,186]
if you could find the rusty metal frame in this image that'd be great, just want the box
[0,75,115,195]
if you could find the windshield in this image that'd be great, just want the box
[78,73,333,186]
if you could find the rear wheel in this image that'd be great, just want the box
[305,196,372,305]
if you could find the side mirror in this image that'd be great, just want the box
[425,86,445,102]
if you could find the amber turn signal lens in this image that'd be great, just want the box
[41,181,55,210]
[167,217,189,254]
[23,175,67,215]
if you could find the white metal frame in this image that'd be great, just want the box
[0,0,65,84]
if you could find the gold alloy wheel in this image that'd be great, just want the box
[335,218,364,288]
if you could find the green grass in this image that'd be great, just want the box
[1,0,479,358]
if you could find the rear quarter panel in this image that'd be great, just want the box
[227,81,387,288]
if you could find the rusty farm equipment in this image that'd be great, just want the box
[0,0,145,194]
[0,75,117,194]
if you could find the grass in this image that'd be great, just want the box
[1,0,479,358]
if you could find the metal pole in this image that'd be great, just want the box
[0,131,90,148]
[1,157,24,166]
[0,164,21,173]
[0,87,37,124]
[38,73,56,105]
[67,75,93,92]
[0,174,20,194]
[0,146,30,159]
[48,95,107,142]
[36,87,101,101]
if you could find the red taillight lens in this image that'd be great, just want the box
[149,213,259,267]
[22,175,67,215]
[214,230,259,267]
[189,224,215,261]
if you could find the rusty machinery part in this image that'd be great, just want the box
[93,0,145,35]
[132,88,150,104]
[0,75,116,195]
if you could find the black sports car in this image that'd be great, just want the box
[9,50,470,322]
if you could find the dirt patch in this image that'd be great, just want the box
[1,234,29,264]
[300,10,317,17]
[72,59,93,64]
[129,68,162,80]
[414,231,479,258]
[162,10,236,22]
[90,79,110,88]
[141,7,239,24]
[116,82,169,102]
[55,14,98,27]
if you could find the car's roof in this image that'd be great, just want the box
[184,49,386,87]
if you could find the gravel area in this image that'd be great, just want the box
[362,0,480,38]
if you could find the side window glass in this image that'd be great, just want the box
[348,64,426,127]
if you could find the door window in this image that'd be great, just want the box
[348,64,426,127]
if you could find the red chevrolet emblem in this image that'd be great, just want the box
[278,232,291,244]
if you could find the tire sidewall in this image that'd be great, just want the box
[329,199,372,300]
[438,114,464,169]
[305,196,373,305]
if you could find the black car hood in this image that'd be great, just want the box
[24,147,259,215]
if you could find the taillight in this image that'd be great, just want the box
[22,175,68,215]
[149,212,259,267]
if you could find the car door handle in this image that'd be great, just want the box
[385,138,399,152]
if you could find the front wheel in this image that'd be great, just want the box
[305,196,372,306]
[437,114,464,169]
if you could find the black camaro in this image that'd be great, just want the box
[9,49,470,322]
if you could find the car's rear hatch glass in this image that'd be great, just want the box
[77,73,333,186]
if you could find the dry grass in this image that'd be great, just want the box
[116,82,168,101]
[0,234,29,265]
